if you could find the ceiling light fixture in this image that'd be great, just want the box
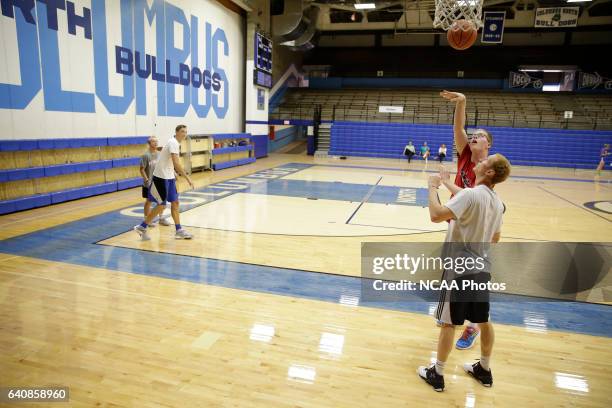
[355,3,376,10]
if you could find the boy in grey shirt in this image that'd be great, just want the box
[139,137,170,226]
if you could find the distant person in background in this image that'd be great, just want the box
[438,144,447,163]
[421,142,431,165]
[404,141,416,163]
[597,144,610,174]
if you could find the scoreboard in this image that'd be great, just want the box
[254,32,272,89]
[255,32,272,73]
[254,69,272,88]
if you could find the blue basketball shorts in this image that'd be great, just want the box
[148,176,178,205]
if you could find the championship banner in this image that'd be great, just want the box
[578,72,612,90]
[481,11,506,44]
[509,72,544,90]
[534,7,579,28]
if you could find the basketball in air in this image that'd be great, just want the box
[447,19,478,50]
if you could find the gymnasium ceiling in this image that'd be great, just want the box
[305,0,612,31]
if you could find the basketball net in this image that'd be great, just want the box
[433,0,484,31]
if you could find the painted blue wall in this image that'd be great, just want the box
[251,134,269,158]
[269,126,305,152]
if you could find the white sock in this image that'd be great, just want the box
[480,356,491,371]
[434,360,445,376]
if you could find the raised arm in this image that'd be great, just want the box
[439,165,463,195]
[427,175,456,223]
[440,90,468,155]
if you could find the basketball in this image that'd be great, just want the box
[447,19,478,50]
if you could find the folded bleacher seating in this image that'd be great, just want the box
[0,137,150,215]
[329,121,612,169]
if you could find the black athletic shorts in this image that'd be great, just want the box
[435,272,490,325]
[142,186,149,199]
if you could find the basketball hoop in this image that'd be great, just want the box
[433,0,484,31]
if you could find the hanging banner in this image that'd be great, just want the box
[509,72,544,89]
[482,11,506,44]
[578,72,612,90]
[534,7,579,28]
[379,106,404,113]
[257,89,265,110]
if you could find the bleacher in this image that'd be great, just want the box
[0,137,149,215]
[330,122,453,159]
[487,127,612,169]
[574,95,612,130]
[329,121,612,169]
[273,88,612,130]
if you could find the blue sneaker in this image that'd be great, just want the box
[456,326,480,350]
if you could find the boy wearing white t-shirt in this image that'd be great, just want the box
[134,125,195,240]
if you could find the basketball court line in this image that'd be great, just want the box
[501,236,552,242]
[316,163,612,184]
[345,176,382,224]
[158,225,439,237]
[177,194,439,236]
[123,223,440,238]
[538,186,612,223]
[595,182,612,190]
[584,200,612,215]
[347,223,443,233]
[283,165,387,185]
[172,160,439,236]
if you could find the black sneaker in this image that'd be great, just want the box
[463,361,493,387]
[417,364,445,392]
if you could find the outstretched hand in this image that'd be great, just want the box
[439,165,451,182]
[440,90,466,103]
[428,175,442,189]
